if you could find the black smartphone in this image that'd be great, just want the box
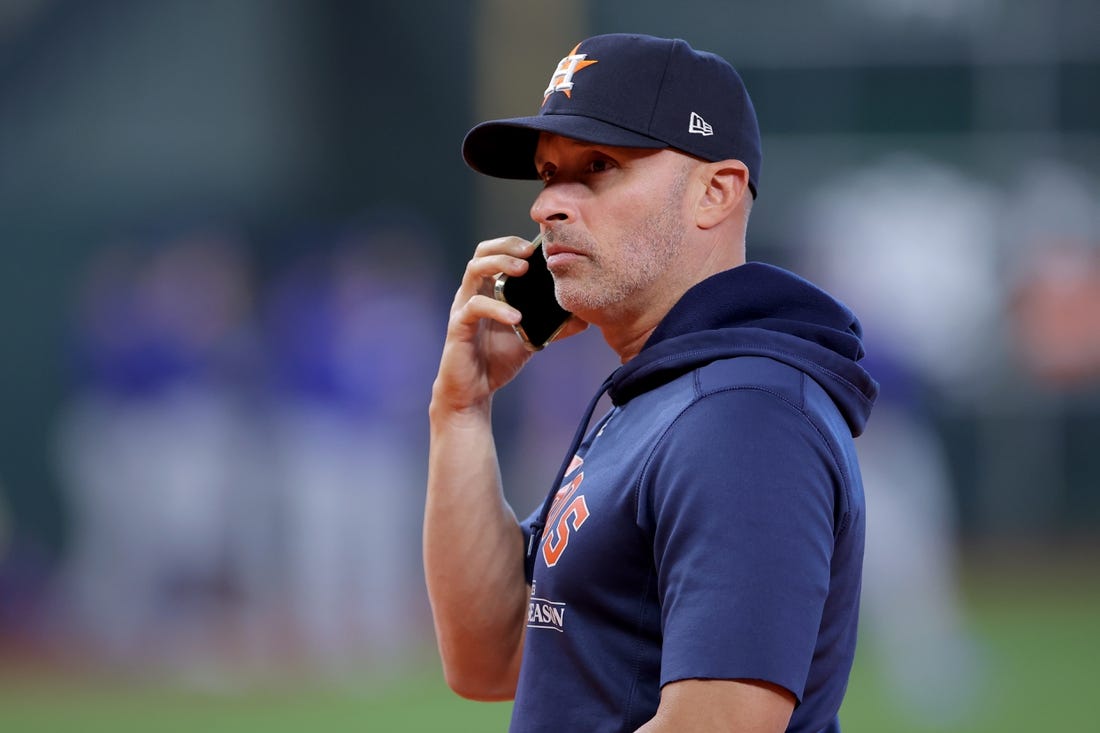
[494,234,572,351]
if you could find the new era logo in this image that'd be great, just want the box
[688,112,713,136]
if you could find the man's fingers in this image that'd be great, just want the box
[450,293,521,335]
[468,236,538,284]
[450,255,528,313]
[445,232,543,340]
[473,235,538,259]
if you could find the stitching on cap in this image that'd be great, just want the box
[646,39,677,135]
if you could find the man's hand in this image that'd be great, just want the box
[433,235,586,416]
[433,235,540,415]
[425,234,583,701]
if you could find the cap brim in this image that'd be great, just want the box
[462,114,668,179]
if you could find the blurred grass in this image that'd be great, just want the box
[843,546,1100,733]
[1,549,1097,732]
[0,660,514,733]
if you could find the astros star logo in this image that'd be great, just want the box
[542,44,598,104]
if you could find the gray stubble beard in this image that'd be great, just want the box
[551,165,690,320]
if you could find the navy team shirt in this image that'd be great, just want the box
[508,264,878,733]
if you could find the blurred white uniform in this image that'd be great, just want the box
[264,233,439,675]
[56,236,260,674]
[796,155,994,722]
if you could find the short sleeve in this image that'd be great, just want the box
[640,386,839,699]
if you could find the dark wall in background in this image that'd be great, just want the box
[0,0,474,554]
[1,0,1098,556]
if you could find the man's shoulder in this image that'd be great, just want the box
[617,355,810,425]
[694,355,805,402]
[691,356,855,445]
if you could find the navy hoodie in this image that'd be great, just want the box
[510,263,878,733]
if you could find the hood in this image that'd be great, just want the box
[608,263,878,437]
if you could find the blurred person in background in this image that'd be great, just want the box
[425,33,878,732]
[796,154,997,725]
[54,228,263,678]
[1004,160,1100,389]
[263,217,442,677]
[1001,161,1100,550]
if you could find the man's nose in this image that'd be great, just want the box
[530,184,576,226]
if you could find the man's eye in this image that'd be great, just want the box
[587,159,612,173]
[538,167,556,182]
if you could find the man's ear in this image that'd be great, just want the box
[694,160,750,230]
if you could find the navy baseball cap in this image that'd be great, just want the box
[462,33,762,198]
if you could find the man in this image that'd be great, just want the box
[424,33,877,733]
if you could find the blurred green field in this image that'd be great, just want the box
[1,551,1097,733]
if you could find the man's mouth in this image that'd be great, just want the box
[543,232,588,261]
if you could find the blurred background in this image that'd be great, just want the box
[1,1,1098,731]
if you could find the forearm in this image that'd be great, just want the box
[635,679,794,733]
[423,397,528,700]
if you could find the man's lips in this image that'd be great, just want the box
[543,241,586,260]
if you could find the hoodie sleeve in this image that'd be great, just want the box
[638,383,840,700]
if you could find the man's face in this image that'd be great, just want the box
[530,134,695,325]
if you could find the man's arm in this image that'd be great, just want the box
[423,235,582,700]
[636,678,796,733]
[424,399,528,700]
